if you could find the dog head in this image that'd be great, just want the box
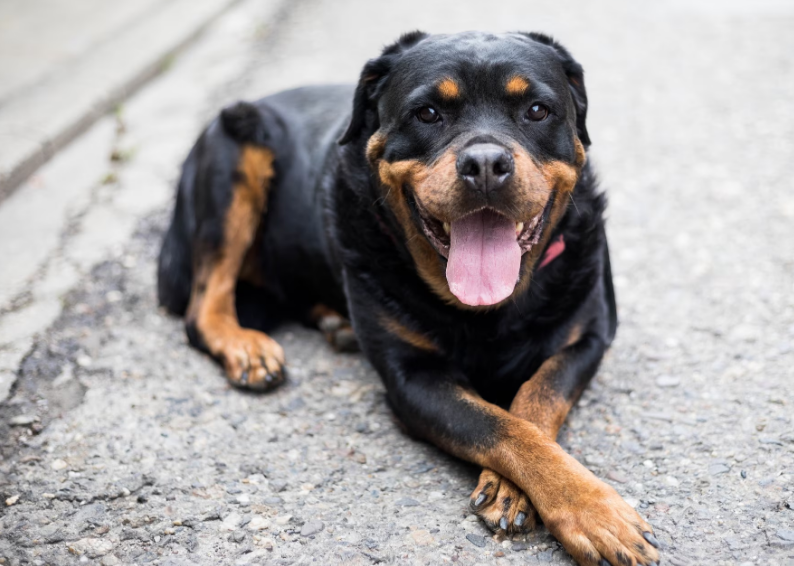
[340,31,589,308]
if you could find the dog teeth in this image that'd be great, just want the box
[515,222,524,235]
[443,222,450,235]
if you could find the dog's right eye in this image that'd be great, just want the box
[416,106,441,124]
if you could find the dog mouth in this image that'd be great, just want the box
[412,199,548,306]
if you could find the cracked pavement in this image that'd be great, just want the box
[1,0,793,565]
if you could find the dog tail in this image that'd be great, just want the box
[220,101,270,146]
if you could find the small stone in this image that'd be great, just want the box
[236,494,250,506]
[275,514,292,525]
[106,290,123,303]
[777,529,794,542]
[607,470,629,483]
[494,550,505,557]
[427,491,443,501]
[465,514,479,522]
[655,375,680,388]
[709,463,730,475]
[51,459,68,470]
[220,513,242,531]
[248,516,270,531]
[585,454,605,466]
[466,533,487,548]
[9,414,39,426]
[70,538,113,558]
[101,556,120,566]
[730,324,758,343]
[5,495,20,506]
[741,470,747,479]
[512,542,528,551]
[76,355,93,368]
[665,476,680,487]
[395,497,420,507]
[410,529,435,546]
[300,520,324,537]
[231,529,246,543]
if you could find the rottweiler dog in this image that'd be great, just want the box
[157,31,661,566]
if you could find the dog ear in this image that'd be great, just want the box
[522,32,590,147]
[338,31,428,146]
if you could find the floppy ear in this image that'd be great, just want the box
[338,31,429,145]
[522,32,590,147]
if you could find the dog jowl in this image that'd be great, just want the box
[158,30,660,566]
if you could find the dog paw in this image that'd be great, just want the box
[214,327,286,391]
[534,455,661,566]
[470,469,538,534]
[317,313,359,352]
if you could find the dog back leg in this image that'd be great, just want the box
[185,102,285,390]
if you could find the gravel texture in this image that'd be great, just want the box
[1,0,794,565]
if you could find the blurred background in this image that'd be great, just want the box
[0,1,792,565]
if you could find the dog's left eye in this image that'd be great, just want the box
[526,104,549,122]
[416,106,441,124]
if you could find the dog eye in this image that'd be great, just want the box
[526,104,549,122]
[416,106,441,124]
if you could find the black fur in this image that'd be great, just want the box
[159,30,616,460]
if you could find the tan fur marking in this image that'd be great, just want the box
[454,389,659,566]
[366,131,387,165]
[187,146,274,337]
[509,357,573,440]
[565,322,584,348]
[371,140,586,310]
[573,137,587,167]
[437,78,461,99]
[380,314,437,352]
[186,146,285,388]
[505,76,530,96]
[377,157,459,305]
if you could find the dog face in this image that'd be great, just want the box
[341,31,589,307]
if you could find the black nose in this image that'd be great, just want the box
[456,143,514,194]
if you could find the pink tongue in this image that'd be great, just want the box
[446,209,521,306]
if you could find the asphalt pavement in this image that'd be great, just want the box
[1,0,793,565]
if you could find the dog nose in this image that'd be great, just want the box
[456,143,514,194]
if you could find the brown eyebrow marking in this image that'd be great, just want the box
[437,78,461,99]
[506,75,530,96]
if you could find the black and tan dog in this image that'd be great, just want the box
[157,31,661,566]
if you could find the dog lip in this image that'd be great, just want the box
[412,197,451,258]
[412,197,548,259]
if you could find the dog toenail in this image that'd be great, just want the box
[515,512,526,527]
[240,371,249,384]
[499,517,508,530]
[643,532,660,548]
[474,493,486,507]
